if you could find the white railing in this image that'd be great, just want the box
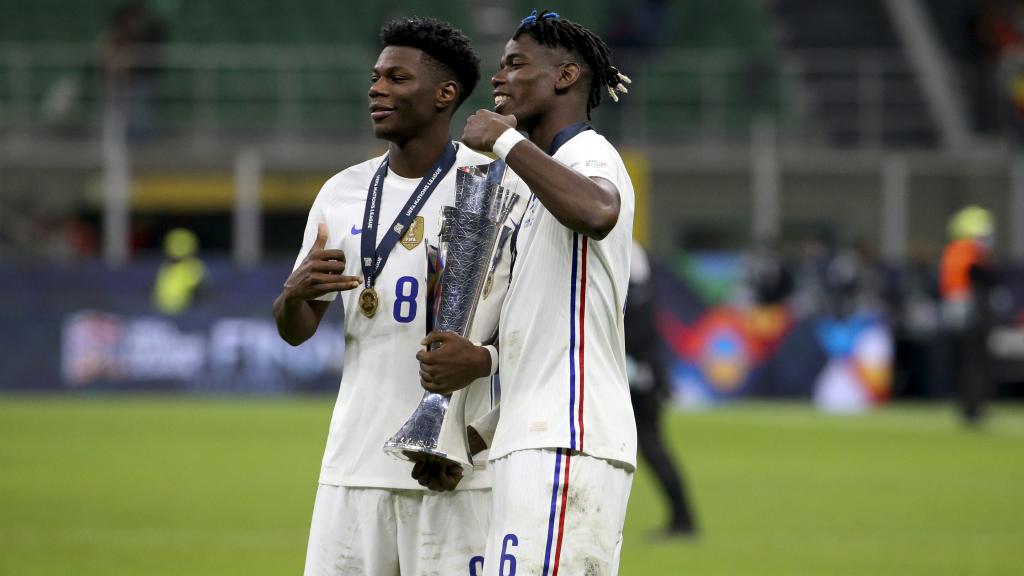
[6,44,1022,267]
[0,43,943,148]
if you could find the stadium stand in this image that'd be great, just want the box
[766,0,939,147]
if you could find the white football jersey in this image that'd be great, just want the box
[292,143,526,490]
[490,130,638,470]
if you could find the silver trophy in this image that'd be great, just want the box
[383,161,519,468]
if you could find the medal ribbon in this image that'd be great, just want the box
[360,140,457,290]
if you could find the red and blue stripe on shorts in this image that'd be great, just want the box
[541,233,588,575]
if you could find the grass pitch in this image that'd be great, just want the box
[1,397,1022,575]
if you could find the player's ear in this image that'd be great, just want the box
[555,62,582,92]
[436,80,459,112]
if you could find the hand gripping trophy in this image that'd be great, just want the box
[383,160,518,470]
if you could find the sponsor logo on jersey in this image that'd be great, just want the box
[351,225,362,235]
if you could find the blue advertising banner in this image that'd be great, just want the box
[0,259,344,393]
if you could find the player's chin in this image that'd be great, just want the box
[370,119,401,140]
[371,125,392,139]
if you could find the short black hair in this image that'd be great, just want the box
[379,17,481,107]
[514,10,628,118]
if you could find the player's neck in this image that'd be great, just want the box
[527,107,588,154]
[386,125,451,179]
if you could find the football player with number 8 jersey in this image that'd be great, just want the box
[273,18,522,576]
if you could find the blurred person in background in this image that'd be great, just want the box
[940,205,997,425]
[736,240,793,309]
[271,17,510,576]
[98,2,167,141]
[152,228,205,315]
[825,239,886,320]
[790,234,831,320]
[627,241,698,539]
[891,246,944,398]
[813,240,893,413]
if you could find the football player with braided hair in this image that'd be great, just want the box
[416,9,638,575]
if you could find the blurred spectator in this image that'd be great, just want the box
[790,235,832,320]
[891,247,944,398]
[98,2,167,141]
[825,240,886,319]
[736,241,793,308]
[940,205,997,424]
[626,241,698,538]
[153,228,205,315]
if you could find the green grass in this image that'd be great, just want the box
[1,398,1022,575]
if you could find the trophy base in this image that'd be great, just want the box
[383,439,471,469]
[383,391,473,468]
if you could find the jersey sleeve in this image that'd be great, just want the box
[559,136,619,187]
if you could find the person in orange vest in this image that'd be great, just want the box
[939,205,995,425]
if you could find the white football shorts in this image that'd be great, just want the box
[303,484,491,576]
[481,448,633,576]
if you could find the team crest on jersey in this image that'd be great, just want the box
[400,216,424,250]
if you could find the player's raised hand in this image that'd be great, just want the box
[461,109,518,152]
[417,331,492,394]
[283,222,361,301]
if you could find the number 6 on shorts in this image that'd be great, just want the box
[500,533,518,576]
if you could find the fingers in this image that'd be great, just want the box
[420,330,457,347]
[422,380,448,394]
[438,463,463,491]
[309,271,348,284]
[310,255,348,272]
[310,274,362,291]
[413,462,453,491]
[421,371,454,395]
[313,222,329,251]
[408,455,465,491]
[419,331,441,347]
[429,463,463,491]
[412,461,426,480]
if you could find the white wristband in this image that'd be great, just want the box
[492,128,526,160]
[482,344,499,376]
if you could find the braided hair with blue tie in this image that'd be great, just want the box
[515,9,631,118]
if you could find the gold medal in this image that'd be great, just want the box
[358,287,379,318]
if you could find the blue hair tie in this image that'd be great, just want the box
[520,9,560,27]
